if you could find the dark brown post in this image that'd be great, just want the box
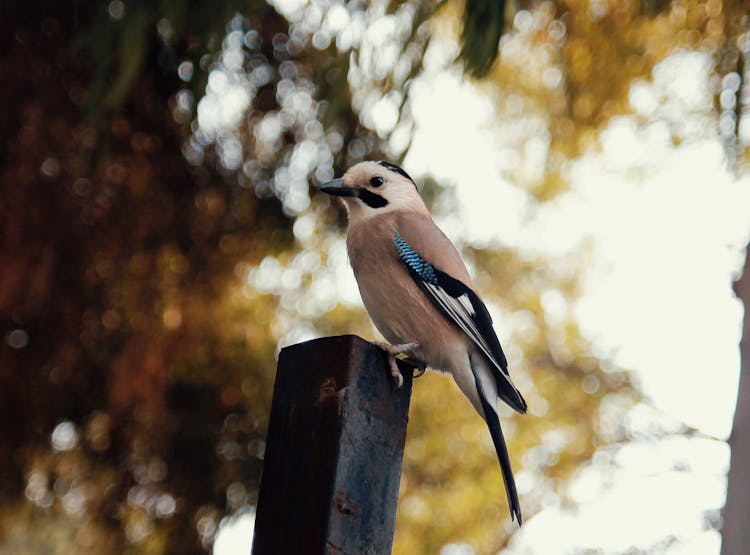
[251,335,413,555]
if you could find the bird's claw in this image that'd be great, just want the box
[392,369,404,389]
[374,341,421,389]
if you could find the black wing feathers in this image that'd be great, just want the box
[434,269,509,370]
[431,268,526,413]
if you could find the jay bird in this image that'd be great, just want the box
[318,160,527,524]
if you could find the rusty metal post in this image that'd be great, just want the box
[251,335,413,555]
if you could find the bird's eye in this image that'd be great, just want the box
[370,176,384,188]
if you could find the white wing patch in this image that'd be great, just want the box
[424,283,516,390]
[457,293,475,316]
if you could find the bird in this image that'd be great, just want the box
[317,160,527,524]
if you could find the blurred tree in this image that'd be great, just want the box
[723,247,750,554]
[2,0,748,554]
[0,2,288,552]
[0,1,432,553]
[720,17,750,555]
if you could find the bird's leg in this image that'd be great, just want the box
[374,341,422,388]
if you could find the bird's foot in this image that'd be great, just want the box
[374,341,422,388]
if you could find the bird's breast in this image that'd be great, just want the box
[346,216,466,371]
[347,228,416,343]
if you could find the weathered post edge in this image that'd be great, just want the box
[251,334,414,555]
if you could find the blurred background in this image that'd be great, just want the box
[2,0,750,554]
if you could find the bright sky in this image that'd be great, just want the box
[212,34,750,555]
[213,509,256,555]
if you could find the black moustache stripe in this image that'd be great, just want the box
[358,189,389,208]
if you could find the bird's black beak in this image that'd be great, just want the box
[317,178,359,197]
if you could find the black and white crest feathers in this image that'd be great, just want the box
[377,161,417,188]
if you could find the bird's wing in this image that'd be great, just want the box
[393,231,527,414]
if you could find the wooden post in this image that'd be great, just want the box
[251,335,414,555]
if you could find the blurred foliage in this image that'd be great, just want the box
[459,0,507,77]
[0,0,434,552]
[455,0,750,194]
[0,1,747,554]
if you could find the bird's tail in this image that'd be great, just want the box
[470,352,523,524]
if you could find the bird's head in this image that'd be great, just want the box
[317,161,427,221]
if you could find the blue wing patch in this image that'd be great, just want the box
[394,233,437,284]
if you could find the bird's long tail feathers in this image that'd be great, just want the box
[470,354,523,524]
